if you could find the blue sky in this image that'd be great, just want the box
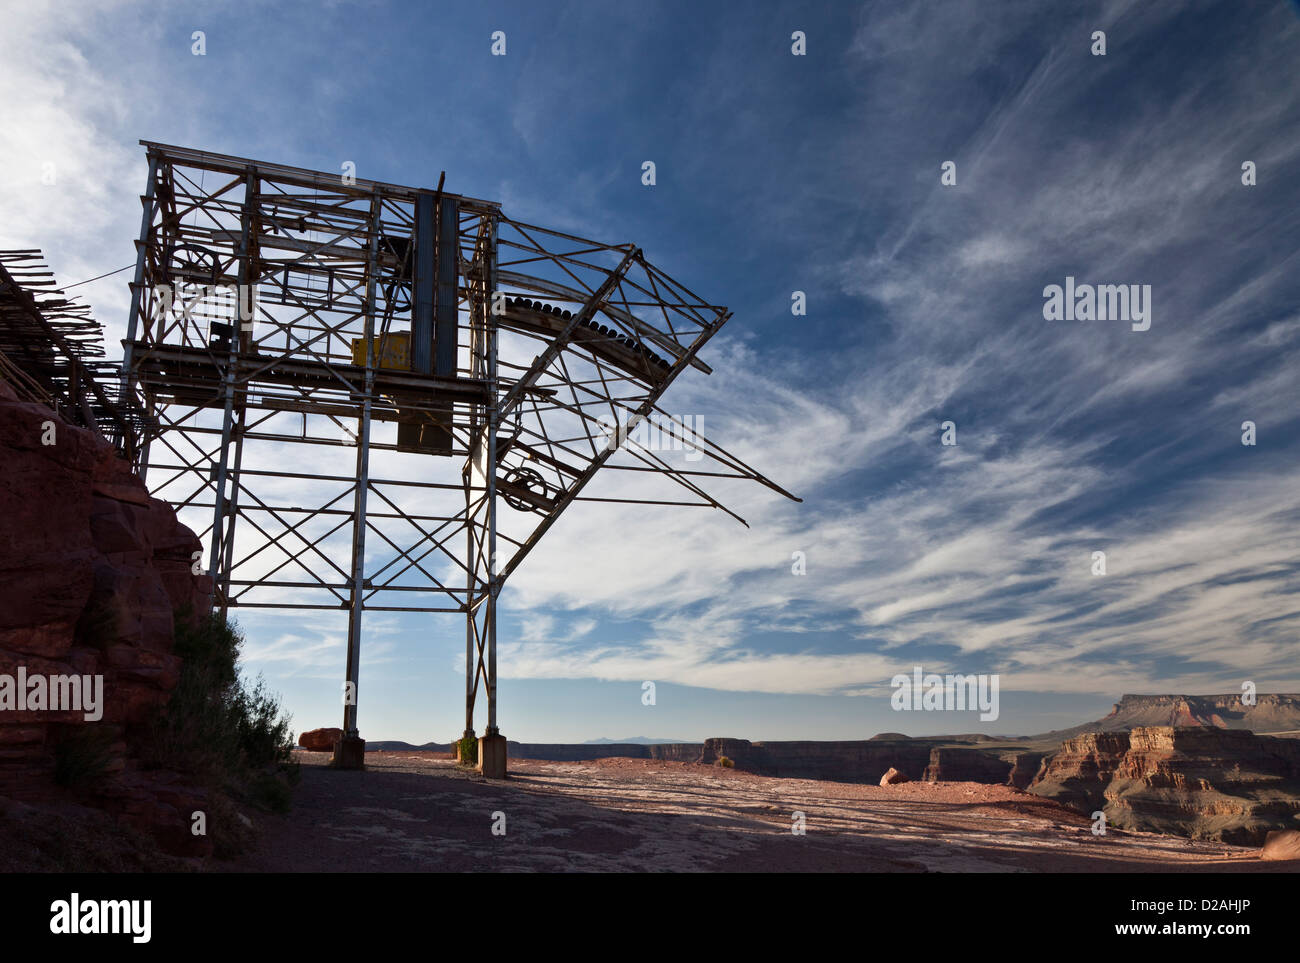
[4,0,1300,742]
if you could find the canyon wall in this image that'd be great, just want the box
[693,740,1041,789]
[507,742,702,762]
[698,737,938,782]
[1029,726,1300,844]
[922,747,1045,789]
[369,736,1028,785]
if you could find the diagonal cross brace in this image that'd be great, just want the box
[495,245,640,422]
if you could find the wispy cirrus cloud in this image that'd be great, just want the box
[5,0,1300,740]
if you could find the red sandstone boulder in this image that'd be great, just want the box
[299,727,343,752]
[1261,829,1300,861]
[880,767,909,786]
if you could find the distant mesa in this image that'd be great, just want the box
[1036,693,1300,741]
[363,740,445,752]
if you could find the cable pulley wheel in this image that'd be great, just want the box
[501,466,548,512]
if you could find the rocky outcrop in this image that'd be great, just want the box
[0,383,213,855]
[1260,829,1300,861]
[1006,751,1046,790]
[880,767,908,785]
[1028,731,1133,811]
[923,747,1017,785]
[915,746,1041,790]
[1029,726,1300,844]
[646,742,702,763]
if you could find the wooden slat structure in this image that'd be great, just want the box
[0,249,144,453]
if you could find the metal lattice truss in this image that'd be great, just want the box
[121,142,797,741]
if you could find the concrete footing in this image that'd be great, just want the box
[331,734,366,769]
[478,732,507,779]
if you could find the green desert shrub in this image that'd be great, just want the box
[456,735,478,765]
[715,755,735,768]
[234,674,294,770]
[142,613,297,811]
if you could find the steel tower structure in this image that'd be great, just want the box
[120,142,797,773]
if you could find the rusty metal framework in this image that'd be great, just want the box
[121,141,797,752]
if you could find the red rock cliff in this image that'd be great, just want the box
[1029,726,1300,844]
[0,380,213,853]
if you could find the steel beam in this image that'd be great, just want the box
[341,193,382,743]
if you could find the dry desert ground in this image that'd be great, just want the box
[218,751,1289,873]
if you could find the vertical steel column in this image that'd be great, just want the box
[122,153,159,476]
[217,403,248,620]
[485,213,500,736]
[217,173,258,620]
[464,492,476,741]
[207,166,256,600]
[463,232,483,742]
[341,193,382,739]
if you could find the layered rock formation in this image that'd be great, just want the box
[1042,693,1300,740]
[1029,726,1300,844]
[922,747,1044,788]
[1006,751,1047,790]
[0,383,213,855]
